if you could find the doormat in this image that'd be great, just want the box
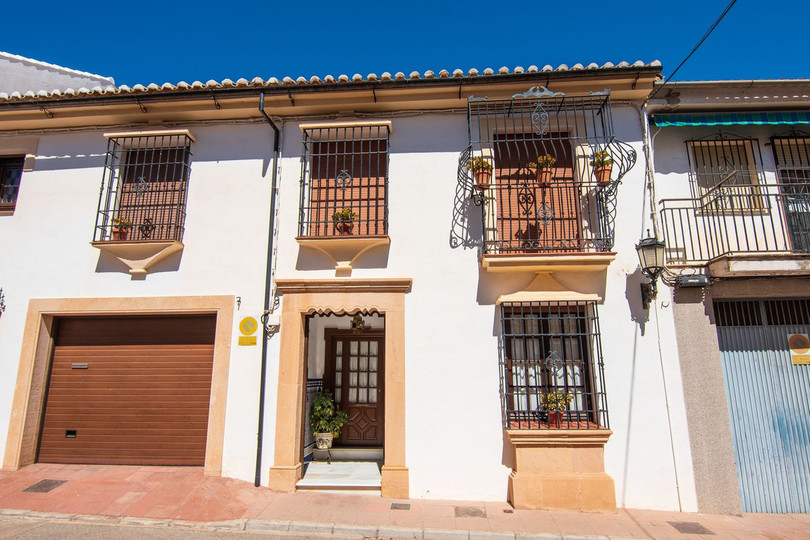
[390,503,410,510]
[454,506,486,518]
[22,479,67,493]
[668,521,714,535]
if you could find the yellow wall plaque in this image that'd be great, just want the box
[788,333,810,365]
[239,317,258,336]
[238,336,257,346]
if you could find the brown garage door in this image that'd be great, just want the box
[37,315,216,466]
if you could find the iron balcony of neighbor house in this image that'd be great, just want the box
[461,87,636,274]
[660,181,810,278]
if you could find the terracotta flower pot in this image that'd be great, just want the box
[335,221,354,236]
[535,168,553,187]
[548,411,563,428]
[112,228,128,240]
[315,432,334,449]
[594,165,612,187]
[473,169,492,191]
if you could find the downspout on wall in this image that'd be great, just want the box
[255,92,281,487]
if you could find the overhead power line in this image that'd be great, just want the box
[648,0,739,101]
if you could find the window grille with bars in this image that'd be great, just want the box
[772,136,810,252]
[93,132,193,242]
[500,301,608,430]
[0,156,24,213]
[464,87,636,254]
[686,138,765,212]
[299,123,389,237]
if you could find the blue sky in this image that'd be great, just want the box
[2,1,807,87]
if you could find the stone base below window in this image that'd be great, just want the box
[506,428,615,512]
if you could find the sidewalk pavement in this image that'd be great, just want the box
[1,464,808,539]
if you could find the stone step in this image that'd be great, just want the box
[311,447,383,461]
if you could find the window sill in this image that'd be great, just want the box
[296,235,390,276]
[91,240,183,276]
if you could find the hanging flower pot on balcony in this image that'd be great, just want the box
[332,208,358,236]
[111,217,132,240]
[529,155,556,187]
[467,156,493,191]
[590,151,614,188]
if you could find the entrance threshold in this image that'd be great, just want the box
[297,447,383,494]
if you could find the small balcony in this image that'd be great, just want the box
[295,122,391,273]
[90,130,193,276]
[478,170,619,273]
[462,87,636,275]
[660,182,810,277]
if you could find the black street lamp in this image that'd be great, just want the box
[636,234,666,309]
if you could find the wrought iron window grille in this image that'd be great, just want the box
[459,87,636,254]
[0,156,24,213]
[299,124,389,238]
[93,133,193,242]
[499,301,609,430]
[685,134,767,213]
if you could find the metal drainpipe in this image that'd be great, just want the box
[254,93,280,487]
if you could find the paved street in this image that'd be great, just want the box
[1,464,809,539]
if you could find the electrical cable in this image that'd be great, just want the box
[648,0,739,102]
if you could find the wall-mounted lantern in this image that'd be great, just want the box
[636,234,666,309]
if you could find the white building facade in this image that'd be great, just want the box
[649,80,810,514]
[0,62,701,513]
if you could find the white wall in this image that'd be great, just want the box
[0,103,700,510]
[0,124,274,484]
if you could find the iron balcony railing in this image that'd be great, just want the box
[480,168,615,254]
[660,182,810,265]
[93,133,193,243]
[462,87,637,255]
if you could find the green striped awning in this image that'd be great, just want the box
[651,111,810,127]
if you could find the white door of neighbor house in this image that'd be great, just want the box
[715,299,810,513]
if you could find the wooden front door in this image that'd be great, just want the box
[324,330,384,446]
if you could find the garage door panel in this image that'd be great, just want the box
[38,315,216,466]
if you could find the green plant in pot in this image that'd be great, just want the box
[332,208,358,236]
[111,217,132,240]
[467,156,493,191]
[590,150,614,187]
[539,391,574,428]
[528,155,556,186]
[309,391,349,449]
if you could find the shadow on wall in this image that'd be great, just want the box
[294,243,390,271]
[93,248,182,279]
[625,268,650,336]
[33,152,106,172]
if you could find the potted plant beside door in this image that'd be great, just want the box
[309,391,349,449]
[539,391,574,428]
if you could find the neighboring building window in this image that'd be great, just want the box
[772,136,810,252]
[500,301,608,430]
[687,138,764,210]
[299,123,389,237]
[94,132,194,242]
[0,156,24,213]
